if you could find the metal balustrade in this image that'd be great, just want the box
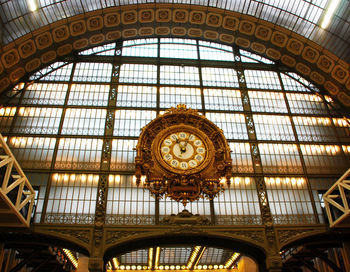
[323,168,350,228]
[0,133,35,227]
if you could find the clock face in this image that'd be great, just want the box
[160,131,207,171]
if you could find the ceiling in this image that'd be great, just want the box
[0,0,349,63]
[106,246,241,271]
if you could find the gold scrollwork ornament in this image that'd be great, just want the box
[135,105,232,206]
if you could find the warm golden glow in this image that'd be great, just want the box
[0,107,16,116]
[63,249,78,268]
[224,252,240,269]
[109,175,121,184]
[300,144,340,155]
[187,246,205,269]
[259,143,298,154]
[113,258,120,269]
[51,173,99,186]
[333,118,350,127]
[155,247,160,269]
[148,248,153,268]
[294,116,331,126]
[288,93,322,102]
[264,177,307,188]
[342,146,350,154]
[254,115,290,124]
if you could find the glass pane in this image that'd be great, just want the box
[119,64,157,84]
[266,177,315,224]
[0,107,16,133]
[215,177,261,225]
[106,175,154,225]
[253,115,295,141]
[62,108,106,136]
[113,110,156,137]
[199,41,234,61]
[110,139,137,171]
[202,67,239,87]
[245,70,281,89]
[8,137,56,169]
[45,173,99,224]
[23,83,68,105]
[160,66,200,86]
[248,91,288,113]
[68,84,109,106]
[287,93,328,115]
[206,113,248,140]
[116,85,157,108]
[204,89,243,111]
[55,138,103,170]
[160,87,202,109]
[259,143,303,174]
[13,107,62,135]
[73,63,112,82]
[294,117,336,142]
[300,144,347,174]
[160,43,197,59]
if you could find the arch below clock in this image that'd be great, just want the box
[104,230,267,271]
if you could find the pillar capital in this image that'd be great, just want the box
[88,257,104,272]
[266,254,283,272]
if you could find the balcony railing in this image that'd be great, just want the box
[323,168,350,228]
[0,134,35,228]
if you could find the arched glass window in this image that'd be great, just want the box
[1,38,349,226]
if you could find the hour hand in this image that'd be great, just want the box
[178,141,186,153]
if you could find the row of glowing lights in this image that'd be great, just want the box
[4,107,349,128]
[52,173,99,184]
[17,107,106,118]
[108,264,231,270]
[264,177,305,186]
[109,175,252,185]
[287,93,322,102]
[220,177,251,185]
[254,115,290,124]
[47,174,314,187]
[300,144,340,155]
[7,136,349,156]
[9,137,103,147]
[50,173,308,186]
[109,247,239,270]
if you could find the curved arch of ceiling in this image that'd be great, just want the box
[103,232,267,270]
[1,0,349,62]
[0,4,349,107]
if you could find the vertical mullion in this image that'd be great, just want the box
[234,47,272,225]
[197,40,206,114]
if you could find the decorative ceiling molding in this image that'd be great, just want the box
[0,4,349,107]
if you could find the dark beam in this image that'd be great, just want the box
[292,255,319,272]
[31,258,51,272]
[308,248,343,272]
[62,54,279,71]
[9,249,41,272]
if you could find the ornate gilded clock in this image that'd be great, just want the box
[135,105,232,205]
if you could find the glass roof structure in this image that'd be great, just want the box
[0,0,349,62]
[106,246,239,271]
